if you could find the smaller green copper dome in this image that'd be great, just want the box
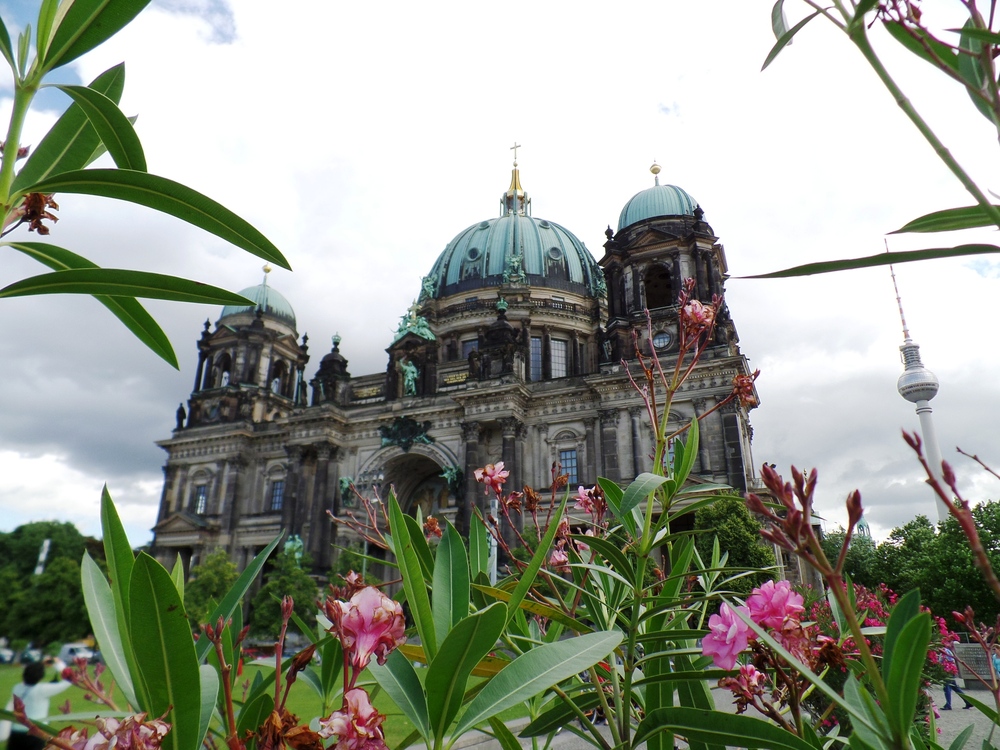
[618,165,699,231]
[220,282,296,327]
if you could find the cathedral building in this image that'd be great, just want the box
[150,161,759,576]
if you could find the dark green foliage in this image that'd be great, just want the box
[0,521,102,644]
[820,528,880,589]
[250,550,319,638]
[6,557,87,644]
[873,505,1000,624]
[693,495,776,595]
[0,520,90,577]
[184,549,238,628]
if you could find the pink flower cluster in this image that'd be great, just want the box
[318,688,387,750]
[321,585,406,750]
[55,714,170,750]
[474,462,509,496]
[324,586,406,675]
[702,580,806,670]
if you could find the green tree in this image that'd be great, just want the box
[871,506,1000,625]
[693,494,776,596]
[184,549,239,628]
[6,557,87,644]
[0,520,89,578]
[821,528,880,589]
[250,550,319,639]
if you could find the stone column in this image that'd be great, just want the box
[693,398,711,473]
[542,327,552,380]
[629,406,645,479]
[458,421,481,536]
[583,418,597,483]
[194,352,207,393]
[283,446,304,535]
[222,458,245,545]
[671,253,682,300]
[598,408,621,481]
[536,424,549,487]
[156,465,177,524]
[499,417,523,552]
[311,444,335,569]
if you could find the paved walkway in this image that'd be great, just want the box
[455,685,1000,749]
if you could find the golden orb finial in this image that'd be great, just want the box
[650,162,661,175]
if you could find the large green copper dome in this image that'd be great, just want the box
[220,279,296,327]
[424,166,605,299]
[617,165,699,231]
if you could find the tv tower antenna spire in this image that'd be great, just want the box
[891,257,947,522]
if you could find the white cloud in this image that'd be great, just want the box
[0,0,995,545]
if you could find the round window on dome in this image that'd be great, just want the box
[652,331,673,350]
[539,220,550,229]
[478,221,489,230]
[547,247,561,260]
[467,247,481,261]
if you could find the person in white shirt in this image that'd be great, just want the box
[5,658,71,750]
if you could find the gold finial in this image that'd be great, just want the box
[261,263,272,286]
[510,141,521,167]
[650,161,661,186]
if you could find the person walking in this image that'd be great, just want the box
[942,641,972,710]
[2,658,71,750]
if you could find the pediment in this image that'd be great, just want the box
[152,512,212,535]
[626,229,678,249]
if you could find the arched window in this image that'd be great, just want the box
[643,265,674,309]
[209,352,232,388]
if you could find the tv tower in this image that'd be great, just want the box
[891,264,948,522]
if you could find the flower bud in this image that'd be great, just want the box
[281,596,294,621]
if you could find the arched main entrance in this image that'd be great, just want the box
[359,443,461,526]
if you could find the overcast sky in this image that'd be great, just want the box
[0,0,996,547]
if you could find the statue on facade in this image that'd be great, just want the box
[399,359,419,396]
[283,534,304,566]
[339,476,355,508]
[175,403,186,430]
[419,273,437,301]
[502,252,524,283]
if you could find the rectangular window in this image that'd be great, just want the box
[551,339,568,378]
[530,337,542,382]
[270,480,285,512]
[462,340,478,358]
[194,485,208,515]
[559,449,578,485]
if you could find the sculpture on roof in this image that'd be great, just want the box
[393,300,436,343]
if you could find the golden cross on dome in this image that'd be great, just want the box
[510,141,521,165]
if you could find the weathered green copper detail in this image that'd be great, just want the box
[393,300,435,343]
[440,465,463,498]
[380,416,434,452]
[400,359,418,396]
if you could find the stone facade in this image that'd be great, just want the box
[151,166,760,577]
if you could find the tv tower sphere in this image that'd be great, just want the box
[897,343,939,403]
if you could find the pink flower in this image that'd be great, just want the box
[56,714,171,750]
[326,586,406,673]
[680,299,716,338]
[318,688,388,750]
[474,462,509,495]
[549,548,569,572]
[702,603,751,670]
[747,580,804,631]
[575,486,594,514]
